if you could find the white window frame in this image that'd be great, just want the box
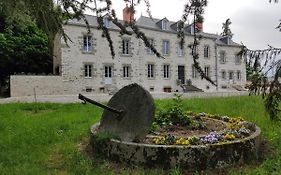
[163,64,170,78]
[177,43,184,57]
[122,39,130,55]
[147,64,154,78]
[191,44,198,56]
[163,40,169,55]
[83,35,93,53]
[192,65,198,79]
[104,66,112,78]
[204,45,209,58]
[229,71,234,80]
[84,64,92,78]
[162,20,167,30]
[146,39,154,54]
[123,66,130,78]
[204,66,210,78]
[237,70,241,80]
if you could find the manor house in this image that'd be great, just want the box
[10,6,246,96]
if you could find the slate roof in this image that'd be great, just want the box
[67,14,240,47]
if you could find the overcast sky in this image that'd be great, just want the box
[108,0,280,50]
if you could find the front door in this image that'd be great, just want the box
[178,65,185,84]
[104,66,112,85]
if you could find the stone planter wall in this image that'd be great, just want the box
[91,123,261,170]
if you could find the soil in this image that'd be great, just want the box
[148,118,227,138]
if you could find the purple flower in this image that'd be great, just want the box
[201,132,223,144]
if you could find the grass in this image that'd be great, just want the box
[0,95,280,174]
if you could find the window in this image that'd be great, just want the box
[191,44,198,56]
[192,65,198,78]
[204,66,210,78]
[190,24,195,34]
[147,64,154,78]
[235,54,242,64]
[104,66,112,78]
[229,71,234,80]
[221,70,226,79]
[84,64,92,78]
[146,39,154,54]
[219,51,226,63]
[122,39,130,55]
[162,20,168,30]
[163,87,172,92]
[123,66,130,78]
[103,17,109,28]
[204,45,209,58]
[237,71,241,80]
[83,35,93,52]
[177,43,184,57]
[176,22,181,32]
[163,40,169,55]
[163,64,170,78]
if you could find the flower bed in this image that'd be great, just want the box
[146,112,256,146]
[90,117,261,170]
[90,96,261,170]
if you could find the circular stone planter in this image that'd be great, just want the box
[90,122,261,170]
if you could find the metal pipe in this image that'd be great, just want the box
[78,94,123,115]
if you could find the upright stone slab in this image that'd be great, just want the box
[100,83,155,141]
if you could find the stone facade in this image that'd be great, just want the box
[58,15,245,94]
[10,13,246,97]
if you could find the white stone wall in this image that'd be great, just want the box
[60,24,246,94]
[216,45,246,90]
[10,75,77,97]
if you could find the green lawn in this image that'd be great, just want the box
[0,96,280,175]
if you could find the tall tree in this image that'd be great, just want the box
[0,8,51,94]
[221,18,233,38]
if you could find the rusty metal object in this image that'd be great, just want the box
[78,94,124,120]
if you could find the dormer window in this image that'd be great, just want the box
[176,21,183,32]
[190,24,195,34]
[103,17,109,28]
[162,20,168,30]
[226,36,230,45]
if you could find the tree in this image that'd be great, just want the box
[221,18,233,38]
[0,13,51,94]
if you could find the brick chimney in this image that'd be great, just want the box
[123,4,134,23]
[195,22,203,32]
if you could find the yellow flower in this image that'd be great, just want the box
[175,137,190,145]
[224,134,236,140]
[153,136,166,145]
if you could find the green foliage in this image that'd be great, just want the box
[152,94,209,133]
[0,15,52,90]
[153,94,192,128]
[170,166,182,175]
[221,18,233,38]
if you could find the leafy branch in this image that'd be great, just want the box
[241,45,281,120]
